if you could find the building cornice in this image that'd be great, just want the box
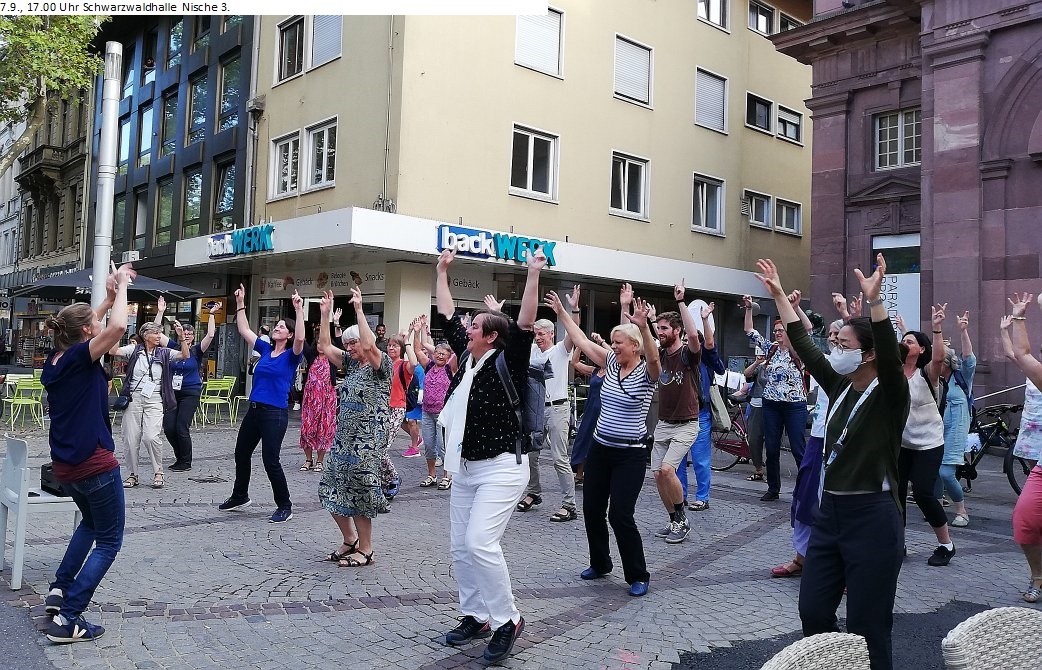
[980,159,1014,181]
[921,31,990,69]
[772,3,921,65]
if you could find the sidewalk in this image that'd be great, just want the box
[0,419,1032,670]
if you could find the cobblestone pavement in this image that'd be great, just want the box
[0,416,1035,670]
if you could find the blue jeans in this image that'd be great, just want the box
[934,463,965,503]
[50,466,125,620]
[678,408,712,501]
[232,403,292,509]
[763,399,808,494]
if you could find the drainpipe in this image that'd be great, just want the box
[79,83,96,270]
[381,16,394,207]
[91,42,121,310]
[245,17,261,229]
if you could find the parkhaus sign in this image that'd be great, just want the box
[436,225,558,266]
[208,224,275,259]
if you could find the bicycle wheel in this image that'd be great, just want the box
[1005,445,1031,495]
[711,428,743,472]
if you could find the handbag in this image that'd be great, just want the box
[112,394,131,411]
[40,463,67,496]
[709,384,732,432]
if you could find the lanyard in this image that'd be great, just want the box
[143,349,156,381]
[823,377,878,469]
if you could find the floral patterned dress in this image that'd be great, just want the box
[319,351,393,518]
[1014,379,1042,461]
[299,354,337,454]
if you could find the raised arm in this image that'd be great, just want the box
[516,247,546,330]
[199,302,219,353]
[89,264,135,361]
[351,286,382,369]
[743,294,757,334]
[620,283,633,326]
[233,283,258,351]
[435,249,456,319]
[957,311,973,357]
[172,322,189,360]
[674,280,702,355]
[93,261,119,323]
[290,290,305,356]
[563,284,581,352]
[570,346,596,377]
[1006,293,1042,388]
[412,320,430,369]
[789,290,814,333]
[832,292,851,322]
[924,302,947,384]
[154,295,167,326]
[402,321,418,374]
[626,297,661,381]
[701,301,717,351]
[545,290,607,369]
[317,289,347,369]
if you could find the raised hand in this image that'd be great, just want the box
[1009,292,1034,318]
[895,314,907,333]
[627,298,651,324]
[437,249,455,271]
[849,292,864,317]
[291,290,303,311]
[114,262,136,287]
[957,311,970,331]
[543,290,565,314]
[567,284,581,311]
[208,301,221,315]
[620,283,634,307]
[526,246,548,271]
[701,301,716,320]
[854,253,886,301]
[741,294,754,310]
[172,321,184,338]
[646,303,658,322]
[591,332,605,346]
[319,289,334,317]
[674,280,686,302]
[483,294,505,312]
[931,302,948,329]
[332,307,343,325]
[831,292,848,317]
[157,296,167,313]
[787,289,802,307]
[1000,315,1014,330]
[753,259,785,298]
[234,283,246,307]
[349,286,363,309]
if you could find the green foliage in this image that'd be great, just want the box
[0,15,106,126]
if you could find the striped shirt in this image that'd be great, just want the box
[594,351,657,448]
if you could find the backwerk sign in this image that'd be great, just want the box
[436,225,557,266]
[208,224,275,259]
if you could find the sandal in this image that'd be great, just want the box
[516,494,542,512]
[326,540,358,562]
[1024,577,1042,603]
[438,477,452,490]
[313,463,323,472]
[152,472,165,489]
[747,471,765,482]
[123,474,139,488]
[771,559,803,578]
[338,550,375,567]
[420,475,438,488]
[549,506,578,522]
[300,461,313,471]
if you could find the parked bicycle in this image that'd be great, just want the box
[959,403,1031,495]
[711,392,752,471]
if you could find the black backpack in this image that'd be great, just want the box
[398,364,421,412]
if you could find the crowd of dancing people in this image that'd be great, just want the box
[34,252,1042,669]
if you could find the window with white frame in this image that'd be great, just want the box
[749,1,775,35]
[745,190,771,227]
[311,15,342,68]
[278,16,305,81]
[779,13,802,32]
[614,36,652,105]
[746,93,772,132]
[510,125,558,197]
[777,106,802,143]
[875,108,921,169]
[698,0,727,28]
[272,133,299,197]
[609,152,648,218]
[776,199,801,234]
[695,69,727,132]
[515,8,563,76]
[307,121,337,188]
[692,174,723,232]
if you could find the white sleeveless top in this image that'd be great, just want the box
[901,368,944,451]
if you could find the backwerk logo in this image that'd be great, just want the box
[436,225,557,266]
[208,224,275,259]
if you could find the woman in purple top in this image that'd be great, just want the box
[414,318,457,490]
[40,262,135,644]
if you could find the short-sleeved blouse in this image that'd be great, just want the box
[747,330,806,403]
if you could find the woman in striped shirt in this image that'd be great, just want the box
[544,289,660,597]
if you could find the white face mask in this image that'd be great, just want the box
[827,348,863,375]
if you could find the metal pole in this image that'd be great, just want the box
[91,42,122,309]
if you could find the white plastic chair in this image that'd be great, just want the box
[941,607,1042,670]
[0,436,81,590]
[760,632,871,670]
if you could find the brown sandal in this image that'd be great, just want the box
[771,559,803,578]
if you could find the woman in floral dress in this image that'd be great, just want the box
[316,287,391,568]
[298,333,338,472]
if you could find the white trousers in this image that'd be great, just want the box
[122,391,166,476]
[450,451,530,630]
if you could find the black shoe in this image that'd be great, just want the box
[218,497,252,511]
[445,615,491,646]
[44,589,63,615]
[483,617,524,663]
[928,544,955,567]
[169,463,192,472]
[760,491,779,501]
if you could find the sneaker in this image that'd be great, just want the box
[169,462,191,472]
[402,447,421,458]
[483,617,525,663]
[760,491,780,501]
[218,497,252,511]
[292,403,301,411]
[654,524,672,538]
[46,614,105,644]
[445,615,491,646]
[939,496,951,507]
[928,544,956,567]
[44,588,63,615]
[384,475,402,500]
[665,520,690,544]
[270,508,293,523]
[435,457,444,467]
[951,514,970,528]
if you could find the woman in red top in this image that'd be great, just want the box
[379,334,412,499]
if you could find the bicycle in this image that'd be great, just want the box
[710,392,752,471]
[959,403,1031,495]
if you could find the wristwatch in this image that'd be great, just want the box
[865,297,884,307]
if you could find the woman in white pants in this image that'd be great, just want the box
[112,322,188,488]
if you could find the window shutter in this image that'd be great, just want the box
[312,16,342,67]
[696,70,726,131]
[516,11,561,74]
[778,107,800,125]
[615,37,651,103]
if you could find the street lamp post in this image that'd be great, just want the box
[91,42,121,309]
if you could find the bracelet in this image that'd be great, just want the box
[1012,316,1027,321]
[865,297,884,307]
[236,307,245,313]
[932,330,943,334]
[571,310,580,314]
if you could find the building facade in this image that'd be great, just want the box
[774,0,1042,395]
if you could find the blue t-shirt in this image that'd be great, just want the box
[41,341,115,465]
[168,342,204,392]
[250,338,303,408]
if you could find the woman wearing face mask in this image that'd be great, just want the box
[936,311,975,528]
[898,306,956,567]
[755,254,908,670]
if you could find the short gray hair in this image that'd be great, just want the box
[138,322,161,338]
[944,346,961,371]
[341,325,360,343]
[533,319,555,333]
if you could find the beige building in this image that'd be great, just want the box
[176,2,813,343]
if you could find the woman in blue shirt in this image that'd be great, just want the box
[40,263,134,643]
[936,311,976,527]
[218,283,305,523]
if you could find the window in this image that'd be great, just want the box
[218,56,241,132]
[695,69,727,132]
[307,121,337,188]
[510,125,557,198]
[610,153,648,218]
[112,198,126,251]
[193,16,211,51]
[749,1,775,35]
[133,189,147,251]
[213,161,236,232]
[875,107,921,169]
[745,190,771,227]
[118,117,130,176]
[187,74,208,145]
[311,15,342,68]
[272,133,299,197]
[160,91,178,157]
[515,8,563,76]
[183,169,202,238]
[142,28,157,85]
[698,0,728,29]
[779,13,802,32]
[692,173,723,232]
[614,36,652,105]
[138,104,153,168]
[167,19,183,68]
[121,46,135,99]
[223,16,242,32]
[155,178,174,246]
[777,106,802,143]
[746,93,772,132]
[776,199,801,234]
[278,16,305,81]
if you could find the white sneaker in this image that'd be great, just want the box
[292,403,301,411]
[951,514,969,527]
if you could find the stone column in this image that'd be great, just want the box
[805,91,850,307]
[383,261,433,335]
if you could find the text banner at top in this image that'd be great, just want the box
[4,1,549,16]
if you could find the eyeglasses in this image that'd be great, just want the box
[835,342,865,353]
[344,339,359,346]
